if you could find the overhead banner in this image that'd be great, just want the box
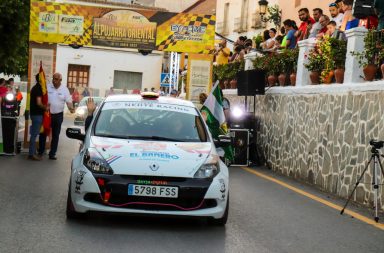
[29,0,215,54]
[92,10,157,49]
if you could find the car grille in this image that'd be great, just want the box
[84,193,217,211]
[84,174,216,211]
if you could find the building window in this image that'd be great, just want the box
[223,3,230,35]
[241,0,249,31]
[67,64,90,90]
[113,70,142,90]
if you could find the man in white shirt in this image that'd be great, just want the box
[329,2,344,28]
[308,8,323,38]
[38,72,74,160]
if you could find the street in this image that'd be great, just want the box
[0,117,383,253]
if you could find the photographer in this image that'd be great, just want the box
[214,39,230,65]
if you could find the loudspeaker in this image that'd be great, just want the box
[237,69,266,96]
[230,129,249,166]
[353,0,375,19]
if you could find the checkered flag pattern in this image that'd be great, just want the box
[156,14,215,54]
[30,1,107,46]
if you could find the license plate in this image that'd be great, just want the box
[128,184,178,198]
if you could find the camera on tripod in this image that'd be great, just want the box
[369,139,384,149]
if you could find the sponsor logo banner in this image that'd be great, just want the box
[59,14,84,35]
[92,12,157,49]
[29,0,215,54]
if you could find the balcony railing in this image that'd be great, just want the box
[216,21,229,35]
[233,17,248,33]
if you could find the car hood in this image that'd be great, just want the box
[88,136,213,178]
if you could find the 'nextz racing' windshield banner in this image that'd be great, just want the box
[29,0,215,54]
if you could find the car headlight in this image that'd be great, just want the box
[83,148,114,175]
[5,93,15,101]
[194,163,220,179]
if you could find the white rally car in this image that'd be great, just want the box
[66,93,230,225]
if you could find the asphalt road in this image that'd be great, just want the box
[0,117,383,253]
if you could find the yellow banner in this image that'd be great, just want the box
[29,0,215,54]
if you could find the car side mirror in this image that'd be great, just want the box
[214,135,232,147]
[66,128,85,142]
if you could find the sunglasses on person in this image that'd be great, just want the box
[329,3,337,7]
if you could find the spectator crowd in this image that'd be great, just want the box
[213,0,384,65]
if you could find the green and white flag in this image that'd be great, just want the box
[202,81,227,136]
[201,81,233,161]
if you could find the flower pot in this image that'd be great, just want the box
[219,80,225,90]
[309,71,320,85]
[290,73,297,86]
[381,63,384,80]
[230,79,237,89]
[267,75,277,86]
[278,73,286,86]
[223,80,229,89]
[334,68,345,84]
[322,70,334,84]
[363,64,377,81]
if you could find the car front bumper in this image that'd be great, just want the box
[70,168,229,219]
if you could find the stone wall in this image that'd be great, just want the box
[225,83,384,210]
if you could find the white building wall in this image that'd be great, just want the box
[154,0,199,13]
[216,0,279,50]
[56,45,163,96]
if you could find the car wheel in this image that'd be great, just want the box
[66,183,86,219]
[209,197,229,226]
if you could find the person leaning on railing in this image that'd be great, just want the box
[375,0,384,31]
[281,19,297,49]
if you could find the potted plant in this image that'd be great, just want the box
[276,53,287,86]
[378,40,384,80]
[253,34,264,50]
[318,36,335,84]
[265,53,279,86]
[351,29,382,81]
[330,38,347,84]
[304,45,324,84]
[284,48,299,86]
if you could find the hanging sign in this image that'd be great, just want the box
[29,0,215,54]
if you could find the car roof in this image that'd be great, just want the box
[81,96,104,101]
[104,94,196,108]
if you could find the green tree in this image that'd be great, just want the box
[0,0,30,76]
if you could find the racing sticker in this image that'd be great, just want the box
[133,142,167,151]
[105,155,122,164]
[176,143,211,154]
[130,151,179,162]
[102,101,197,115]
[219,178,226,200]
[75,171,86,194]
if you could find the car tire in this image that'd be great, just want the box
[66,183,86,219]
[208,197,229,226]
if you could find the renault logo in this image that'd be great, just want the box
[149,163,160,171]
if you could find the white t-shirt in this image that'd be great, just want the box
[331,13,344,28]
[47,83,72,114]
[308,22,322,38]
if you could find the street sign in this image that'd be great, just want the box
[160,73,170,87]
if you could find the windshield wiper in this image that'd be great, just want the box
[95,133,129,139]
[126,136,186,142]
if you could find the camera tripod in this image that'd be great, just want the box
[340,145,384,222]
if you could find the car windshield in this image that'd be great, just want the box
[94,101,208,142]
[78,97,104,107]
